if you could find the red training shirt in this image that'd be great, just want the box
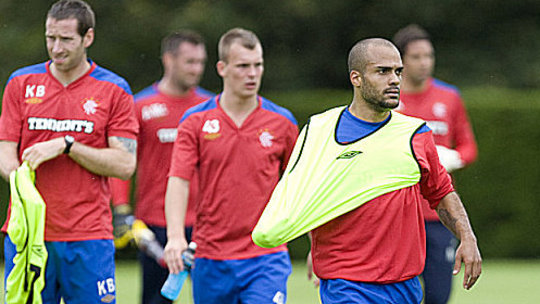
[110,84,213,227]
[169,95,298,260]
[0,60,138,241]
[398,78,477,221]
[311,130,454,283]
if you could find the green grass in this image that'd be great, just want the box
[3,260,540,303]
[115,259,540,304]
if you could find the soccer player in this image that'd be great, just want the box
[109,29,213,304]
[258,38,481,303]
[0,0,138,303]
[393,24,478,304]
[163,28,298,304]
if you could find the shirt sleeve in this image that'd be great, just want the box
[281,121,299,172]
[109,178,131,205]
[168,115,199,181]
[413,130,455,209]
[451,94,478,165]
[0,77,23,142]
[107,88,138,140]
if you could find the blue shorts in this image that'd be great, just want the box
[4,235,116,304]
[192,251,291,304]
[320,277,423,304]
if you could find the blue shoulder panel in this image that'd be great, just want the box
[415,124,431,134]
[260,96,297,125]
[7,62,47,84]
[195,87,215,99]
[180,97,218,123]
[89,63,132,95]
[134,84,159,103]
[432,78,460,95]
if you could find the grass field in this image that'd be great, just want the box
[113,259,540,304]
[2,260,540,303]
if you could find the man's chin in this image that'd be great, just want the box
[384,99,400,109]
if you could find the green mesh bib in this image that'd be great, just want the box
[253,106,425,248]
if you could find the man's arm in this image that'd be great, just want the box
[0,140,20,181]
[436,191,482,290]
[21,136,137,180]
[163,176,190,274]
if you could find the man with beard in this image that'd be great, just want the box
[0,1,137,302]
[253,38,481,304]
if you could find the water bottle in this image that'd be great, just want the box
[161,242,197,300]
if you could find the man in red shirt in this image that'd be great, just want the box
[297,38,481,303]
[163,28,298,304]
[109,30,212,304]
[393,24,478,304]
[0,1,138,303]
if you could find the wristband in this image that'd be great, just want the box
[63,135,74,154]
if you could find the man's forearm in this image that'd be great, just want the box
[0,141,20,181]
[164,176,190,240]
[68,136,136,180]
[436,191,477,241]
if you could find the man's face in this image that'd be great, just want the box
[45,17,92,72]
[359,45,403,111]
[168,42,207,91]
[402,39,434,85]
[218,42,264,99]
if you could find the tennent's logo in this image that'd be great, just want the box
[336,150,362,160]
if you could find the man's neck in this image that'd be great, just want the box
[50,59,91,87]
[219,91,258,127]
[349,98,390,123]
[158,77,191,97]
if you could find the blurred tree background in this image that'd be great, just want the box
[1,0,540,92]
[1,0,540,259]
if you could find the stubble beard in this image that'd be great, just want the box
[361,83,399,112]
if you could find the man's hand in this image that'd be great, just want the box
[163,236,188,274]
[306,251,320,287]
[113,204,135,248]
[453,237,482,290]
[22,137,65,170]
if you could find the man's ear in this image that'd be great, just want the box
[83,28,94,48]
[216,60,226,77]
[162,52,172,70]
[350,70,362,87]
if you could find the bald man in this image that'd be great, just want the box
[291,38,482,303]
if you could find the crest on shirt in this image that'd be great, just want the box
[202,119,221,140]
[81,98,99,115]
[258,129,274,148]
[432,102,447,118]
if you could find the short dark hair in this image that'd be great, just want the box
[47,0,95,37]
[348,38,397,73]
[161,30,205,56]
[392,24,431,56]
[218,28,260,62]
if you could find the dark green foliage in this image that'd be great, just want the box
[1,0,540,92]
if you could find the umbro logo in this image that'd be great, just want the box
[336,151,362,160]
